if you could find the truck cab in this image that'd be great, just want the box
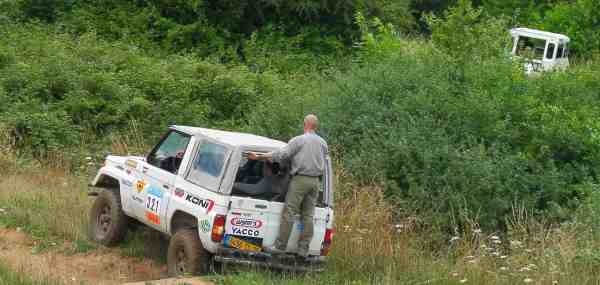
[510,28,570,74]
[89,126,334,275]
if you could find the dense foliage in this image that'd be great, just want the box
[2,0,600,231]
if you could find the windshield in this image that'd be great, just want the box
[515,36,546,60]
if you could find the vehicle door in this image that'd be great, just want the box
[542,41,557,71]
[174,139,231,244]
[132,131,191,232]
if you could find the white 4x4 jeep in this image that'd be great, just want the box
[88,126,334,275]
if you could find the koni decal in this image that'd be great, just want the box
[231,218,263,229]
[184,193,214,213]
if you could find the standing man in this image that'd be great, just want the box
[248,114,328,258]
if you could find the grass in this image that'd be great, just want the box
[2,137,600,284]
[2,164,600,284]
[0,262,60,285]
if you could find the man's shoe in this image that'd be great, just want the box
[263,245,285,255]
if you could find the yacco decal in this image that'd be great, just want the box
[121,179,133,187]
[146,211,160,225]
[199,219,211,233]
[174,188,185,198]
[184,193,215,213]
[231,218,263,229]
[231,227,260,237]
[147,185,163,198]
[136,180,146,193]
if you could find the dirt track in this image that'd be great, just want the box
[0,227,212,284]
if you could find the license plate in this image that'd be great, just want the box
[226,236,262,252]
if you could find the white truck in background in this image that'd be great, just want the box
[510,28,570,74]
[88,126,334,275]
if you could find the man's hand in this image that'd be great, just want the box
[246,151,273,161]
[247,152,261,160]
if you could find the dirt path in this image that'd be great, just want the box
[0,228,212,285]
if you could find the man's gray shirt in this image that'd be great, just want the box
[271,131,328,177]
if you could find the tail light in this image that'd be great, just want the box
[211,215,226,242]
[321,228,334,256]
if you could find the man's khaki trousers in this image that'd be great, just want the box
[274,175,319,254]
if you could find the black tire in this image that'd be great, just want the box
[88,189,128,246]
[167,229,211,276]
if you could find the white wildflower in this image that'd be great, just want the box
[451,272,459,277]
[459,279,468,283]
[500,255,507,259]
[510,240,523,247]
[523,278,533,283]
[499,266,508,271]
[85,156,92,160]
[450,236,460,242]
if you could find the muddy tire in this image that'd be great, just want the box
[89,189,128,246]
[167,229,211,276]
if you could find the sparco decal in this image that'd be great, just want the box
[231,218,263,229]
[231,227,260,237]
[185,193,215,212]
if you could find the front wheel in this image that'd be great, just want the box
[88,189,128,246]
[167,229,211,276]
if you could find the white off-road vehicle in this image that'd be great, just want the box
[510,28,570,74]
[88,126,334,275]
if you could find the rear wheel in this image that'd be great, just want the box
[167,229,211,276]
[88,189,128,246]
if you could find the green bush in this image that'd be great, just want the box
[0,24,280,154]
[314,4,600,231]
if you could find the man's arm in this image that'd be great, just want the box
[247,137,301,162]
[246,152,273,161]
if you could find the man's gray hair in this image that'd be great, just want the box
[304,114,319,129]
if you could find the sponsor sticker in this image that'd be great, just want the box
[136,180,146,193]
[174,188,185,197]
[145,185,162,215]
[132,196,144,204]
[121,179,133,187]
[199,219,211,233]
[145,211,160,225]
[125,159,138,168]
[184,193,215,213]
[231,218,263,229]
[231,226,260,237]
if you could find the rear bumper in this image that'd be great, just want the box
[214,247,327,272]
